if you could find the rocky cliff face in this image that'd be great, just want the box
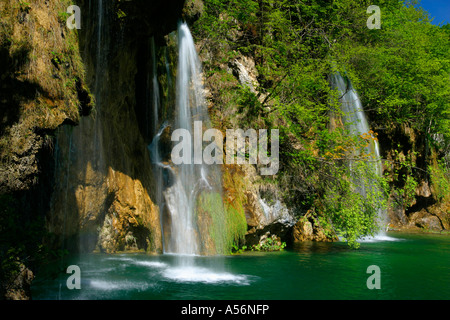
[0,0,191,260]
[0,0,323,265]
[1,1,447,288]
[47,0,191,254]
[0,0,93,300]
[0,0,91,194]
[379,124,450,233]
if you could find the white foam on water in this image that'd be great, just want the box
[89,280,122,290]
[358,234,403,243]
[103,257,134,262]
[162,266,252,285]
[81,267,117,275]
[133,261,167,268]
[163,252,202,257]
[358,229,405,242]
[338,233,404,244]
[102,257,168,268]
[89,280,153,291]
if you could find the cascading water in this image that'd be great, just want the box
[151,37,160,141]
[50,0,109,297]
[50,0,108,250]
[331,73,382,175]
[167,21,216,255]
[331,73,391,240]
[147,37,167,253]
[149,22,223,256]
[145,22,249,284]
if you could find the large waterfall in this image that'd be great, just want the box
[149,22,223,255]
[145,22,248,284]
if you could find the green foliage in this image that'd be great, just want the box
[193,0,450,248]
[231,244,247,254]
[58,11,70,24]
[336,1,450,139]
[387,148,420,210]
[196,191,247,254]
[250,237,287,252]
[116,9,127,20]
[236,86,264,126]
[429,158,450,202]
[323,160,388,248]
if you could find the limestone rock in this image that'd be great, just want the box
[293,220,313,241]
[43,0,174,254]
[94,169,161,253]
[416,180,432,198]
[428,201,450,230]
[292,214,337,242]
[407,208,446,231]
[245,221,292,248]
[228,56,259,94]
[387,196,409,228]
[0,0,90,194]
[244,190,265,228]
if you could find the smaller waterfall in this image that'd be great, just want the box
[331,73,382,174]
[331,73,392,240]
[148,122,167,252]
[165,47,173,89]
[50,0,109,255]
[151,37,160,139]
[148,37,175,253]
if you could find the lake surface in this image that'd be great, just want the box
[31,232,450,300]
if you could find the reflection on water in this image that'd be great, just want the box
[292,241,346,254]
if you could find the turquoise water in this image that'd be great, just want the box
[31,233,450,300]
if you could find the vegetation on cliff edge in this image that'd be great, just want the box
[191,0,450,247]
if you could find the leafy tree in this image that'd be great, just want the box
[192,0,450,247]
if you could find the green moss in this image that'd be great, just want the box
[196,191,247,254]
[429,157,450,202]
[223,202,248,252]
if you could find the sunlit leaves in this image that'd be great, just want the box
[335,1,450,138]
[193,0,449,248]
